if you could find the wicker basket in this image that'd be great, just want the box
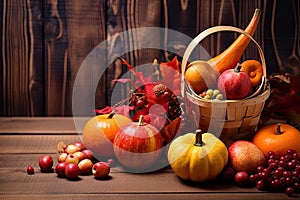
[181,26,270,146]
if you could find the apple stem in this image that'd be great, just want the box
[138,115,144,126]
[277,123,283,135]
[234,63,242,73]
[194,129,204,147]
[107,111,116,119]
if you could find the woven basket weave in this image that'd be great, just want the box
[181,26,270,146]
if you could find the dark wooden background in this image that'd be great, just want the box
[1,0,299,116]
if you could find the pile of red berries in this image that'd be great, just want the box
[129,83,181,123]
[249,149,300,197]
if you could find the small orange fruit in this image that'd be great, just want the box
[184,61,216,94]
[82,112,131,159]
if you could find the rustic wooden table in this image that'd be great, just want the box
[0,117,296,200]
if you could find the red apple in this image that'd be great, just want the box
[73,142,86,151]
[27,166,34,175]
[228,140,266,174]
[55,162,67,177]
[65,163,80,179]
[57,153,68,163]
[235,171,249,187]
[92,162,110,179]
[39,155,53,172]
[218,64,252,99]
[64,144,81,154]
[78,159,93,174]
[81,149,94,160]
[65,154,79,164]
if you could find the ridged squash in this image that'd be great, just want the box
[167,129,228,182]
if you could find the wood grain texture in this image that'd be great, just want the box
[0,154,291,200]
[28,0,45,116]
[44,0,68,116]
[0,117,294,200]
[0,117,87,134]
[1,0,299,116]
[64,0,107,116]
[0,194,292,200]
[2,0,31,115]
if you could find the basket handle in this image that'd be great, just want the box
[181,26,267,97]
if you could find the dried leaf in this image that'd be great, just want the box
[57,141,66,154]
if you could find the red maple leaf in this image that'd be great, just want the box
[116,57,152,86]
[94,105,134,118]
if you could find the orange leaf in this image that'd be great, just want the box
[159,56,181,95]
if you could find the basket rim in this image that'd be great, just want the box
[186,83,270,108]
[181,25,267,100]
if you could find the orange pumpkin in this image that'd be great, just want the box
[240,59,263,87]
[82,112,131,159]
[252,123,300,157]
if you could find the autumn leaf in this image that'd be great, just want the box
[119,57,152,85]
[159,56,181,95]
[94,106,113,114]
[95,105,134,118]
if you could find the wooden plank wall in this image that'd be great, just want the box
[1,0,299,116]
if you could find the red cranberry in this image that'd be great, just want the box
[27,166,34,175]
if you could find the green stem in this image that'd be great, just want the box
[194,129,204,147]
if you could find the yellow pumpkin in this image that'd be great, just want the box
[167,129,228,182]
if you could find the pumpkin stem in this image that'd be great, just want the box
[138,115,144,126]
[107,111,116,119]
[234,63,242,73]
[194,129,204,147]
[276,123,283,135]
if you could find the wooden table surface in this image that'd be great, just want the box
[0,117,296,200]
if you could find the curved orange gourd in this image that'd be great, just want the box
[185,9,261,94]
[208,9,261,75]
